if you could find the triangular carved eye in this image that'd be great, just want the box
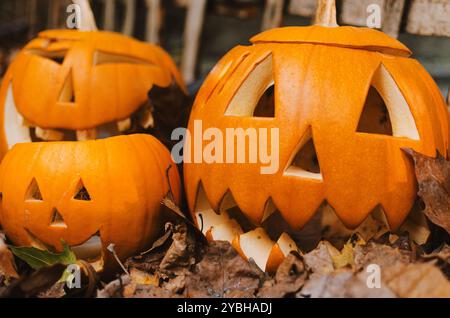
[284,127,322,181]
[357,86,393,136]
[73,180,91,201]
[49,208,67,228]
[93,51,152,66]
[357,64,419,140]
[224,54,275,117]
[26,178,43,201]
[28,49,66,65]
[59,70,75,103]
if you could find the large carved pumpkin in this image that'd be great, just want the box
[0,29,185,157]
[0,134,180,271]
[184,3,449,271]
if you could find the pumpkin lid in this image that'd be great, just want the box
[250,26,412,58]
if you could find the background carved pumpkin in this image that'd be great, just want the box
[0,29,186,157]
[0,134,180,272]
[184,3,449,272]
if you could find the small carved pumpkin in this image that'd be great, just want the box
[0,134,180,271]
[184,1,449,271]
[0,29,185,156]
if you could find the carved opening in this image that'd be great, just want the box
[28,49,67,65]
[357,64,419,140]
[93,51,152,66]
[284,127,322,180]
[59,71,75,103]
[49,208,67,228]
[25,178,43,201]
[357,86,393,135]
[224,54,275,117]
[253,84,275,117]
[73,180,91,201]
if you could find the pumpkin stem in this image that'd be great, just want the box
[314,0,338,27]
[72,0,98,31]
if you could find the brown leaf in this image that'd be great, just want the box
[147,82,193,150]
[303,241,335,275]
[97,275,131,298]
[353,242,412,272]
[0,232,19,279]
[298,270,396,298]
[0,264,66,298]
[159,223,197,273]
[383,262,450,298]
[185,241,263,298]
[123,268,159,298]
[257,253,307,298]
[403,149,450,233]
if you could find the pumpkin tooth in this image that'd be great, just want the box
[207,218,243,243]
[140,106,154,129]
[233,227,275,272]
[17,113,32,127]
[76,128,97,141]
[117,118,131,132]
[35,127,64,141]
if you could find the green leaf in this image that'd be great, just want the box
[9,241,77,270]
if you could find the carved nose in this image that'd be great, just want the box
[49,208,67,228]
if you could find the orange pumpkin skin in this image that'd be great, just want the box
[0,29,186,157]
[184,26,449,234]
[0,134,180,271]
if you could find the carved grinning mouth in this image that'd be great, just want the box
[3,81,154,147]
[26,229,104,271]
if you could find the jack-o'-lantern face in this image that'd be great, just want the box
[0,134,181,272]
[0,29,185,157]
[184,26,449,271]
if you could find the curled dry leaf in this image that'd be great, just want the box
[257,253,307,298]
[147,82,193,150]
[123,268,159,298]
[299,270,396,298]
[0,264,66,298]
[403,149,450,234]
[0,233,19,280]
[185,241,264,298]
[382,262,450,298]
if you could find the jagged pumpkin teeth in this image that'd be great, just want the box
[206,219,243,243]
[35,127,64,141]
[140,107,154,129]
[233,228,275,272]
[17,114,31,127]
[117,118,131,132]
[76,128,97,141]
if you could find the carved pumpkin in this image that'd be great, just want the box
[0,29,185,157]
[184,1,449,271]
[0,134,181,271]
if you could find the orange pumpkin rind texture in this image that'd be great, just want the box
[184,25,449,272]
[0,134,181,272]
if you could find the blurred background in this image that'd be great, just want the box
[0,0,449,97]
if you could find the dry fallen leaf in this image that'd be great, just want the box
[146,82,193,150]
[0,233,19,280]
[298,270,396,298]
[185,241,263,298]
[257,253,307,298]
[403,149,450,233]
[303,241,335,275]
[382,262,450,298]
[123,268,159,297]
